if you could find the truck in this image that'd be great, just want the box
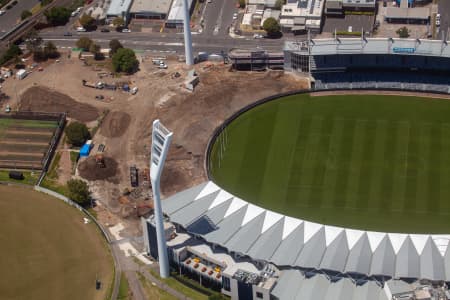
[82,80,104,89]
[16,69,27,80]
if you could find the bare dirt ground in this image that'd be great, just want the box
[19,86,99,122]
[100,111,131,138]
[0,52,308,233]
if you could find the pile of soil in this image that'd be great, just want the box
[78,156,119,183]
[19,86,99,122]
[100,111,131,138]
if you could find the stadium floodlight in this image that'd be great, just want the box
[150,119,173,278]
[182,0,194,65]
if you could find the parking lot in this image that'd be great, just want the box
[323,14,375,35]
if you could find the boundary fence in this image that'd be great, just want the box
[205,87,450,179]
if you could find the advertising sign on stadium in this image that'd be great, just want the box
[393,47,416,53]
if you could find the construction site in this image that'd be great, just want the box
[0,48,308,232]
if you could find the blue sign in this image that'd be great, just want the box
[393,47,416,53]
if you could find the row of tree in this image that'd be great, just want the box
[25,30,60,61]
[76,37,139,73]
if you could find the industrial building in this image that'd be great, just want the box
[384,0,430,24]
[279,0,325,33]
[129,0,172,20]
[325,0,377,16]
[143,181,450,299]
[165,0,195,27]
[106,0,133,23]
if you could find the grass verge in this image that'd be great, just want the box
[117,273,131,300]
[137,272,177,300]
[147,267,209,300]
[0,169,39,185]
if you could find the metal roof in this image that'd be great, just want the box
[271,270,390,300]
[106,0,133,16]
[130,0,171,15]
[166,0,194,23]
[161,181,450,280]
[284,38,450,59]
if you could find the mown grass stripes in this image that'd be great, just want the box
[210,94,450,233]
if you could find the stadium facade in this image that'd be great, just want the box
[143,181,450,300]
[284,37,450,94]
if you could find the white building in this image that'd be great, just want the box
[165,0,194,27]
[106,0,133,23]
[279,0,325,33]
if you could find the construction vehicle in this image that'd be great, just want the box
[95,154,105,168]
[82,79,104,89]
[130,165,138,187]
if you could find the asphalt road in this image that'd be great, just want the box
[0,0,40,36]
[40,30,289,54]
[438,0,450,39]
[203,0,238,37]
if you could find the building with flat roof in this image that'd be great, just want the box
[106,0,133,22]
[165,0,195,27]
[326,0,376,15]
[279,0,325,33]
[130,0,172,20]
[385,6,430,24]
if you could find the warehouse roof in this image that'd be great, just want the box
[130,0,171,15]
[167,0,194,23]
[106,0,133,16]
[162,181,450,281]
[385,7,430,20]
[284,38,450,58]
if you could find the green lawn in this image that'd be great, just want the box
[209,94,450,234]
[0,170,40,185]
[0,185,114,300]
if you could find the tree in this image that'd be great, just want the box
[25,29,43,53]
[0,44,22,65]
[76,36,93,50]
[89,43,103,60]
[21,10,32,20]
[79,13,96,30]
[109,39,123,55]
[44,41,59,59]
[112,48,139,73]
[239,0,245,8]
[263,17,281,37]
[44,6,71,26]
[396,26,410,38]
[274,0,286,10]
[112,17,124,28]
[67,179,90,206]
[65,122,90,146]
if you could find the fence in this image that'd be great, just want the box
[34,185,112,243]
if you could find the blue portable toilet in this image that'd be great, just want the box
[80,140,92,157]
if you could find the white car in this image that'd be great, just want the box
[158,62,168,69]
[253,34,263,39]
[0,10,5,16]
[122,28,131,33]
[436,19,441,26]
[76,26,86,32]
[233,13,238,20]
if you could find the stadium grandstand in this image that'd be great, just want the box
[284,37,450,93]
[143,181,450,300]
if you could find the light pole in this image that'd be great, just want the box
[150,119,173,278]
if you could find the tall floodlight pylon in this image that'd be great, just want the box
[150,119,173,278]
[182,0,194,65]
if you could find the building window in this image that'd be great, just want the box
[223,276,231,291]
[256,292,264,298]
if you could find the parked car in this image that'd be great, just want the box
[95,95,104,100]
[253,34,263,39]
[100,28,110,32]
[233,13,238,20]
[158,62,168,69]
[76,26,86,32]
[122,28,131,33]
[0,10,5,16]
[436,14,441,26]
[64,32,72,36]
